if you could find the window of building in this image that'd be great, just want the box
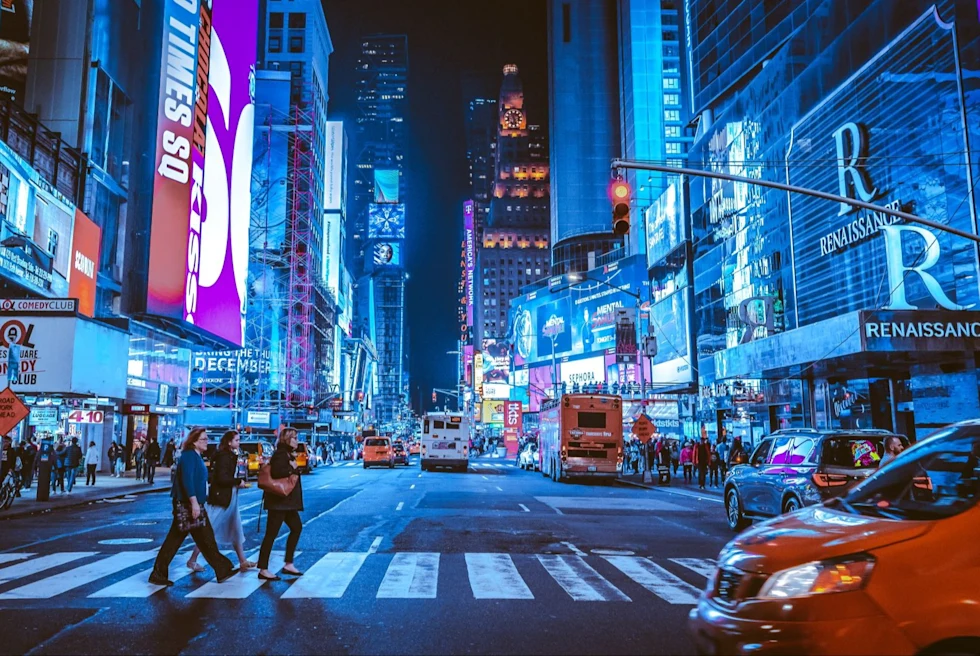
[664,109,680,122]
[269,12,284,28]
[269,36,282,52]
[663,77,679,90]
[664,93,680,106]
[666,142,682,154]
[288,12,306,28]
[667,158,684,167]
[47,229,58,258]
[289,35,305,53]
[665,125,681,137]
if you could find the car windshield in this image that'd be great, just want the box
[295,444,308,453]
[240,443,261,454]
[837,425,980,521]
[365,438,388,447]
[821,436,885,469]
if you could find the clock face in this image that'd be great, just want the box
[503,108,523,129]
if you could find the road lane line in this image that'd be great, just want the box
[0,553,32,566]
[369,537,383,554]
[396,502,404,511]
[0,552,96,585]
[603,556,701,604]
[409,484,415,489]
[317,484,331,490]
[376,552,439,599]
[90,559,199,598]
[481,475,488,480]
[345,463,357,467]
[417,474,422,478]
[518,504,530,512]
[0,551,156,599]
[187,551,292,599]
[465,553,534,600]
[240,500,263,512]
[670,558,716,579]
[561,542,587,557]
[350,474,360,478]
[281,552,367,599]
[495,486,503,491]
[537,555,630,602]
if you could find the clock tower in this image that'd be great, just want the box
[499,64,527,135]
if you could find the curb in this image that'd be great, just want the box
[0,483,172,521]
[615,478,724,503]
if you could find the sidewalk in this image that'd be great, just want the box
[616,471,724,499]
[1,468,171,520]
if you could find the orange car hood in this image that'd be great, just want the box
[719,504,932,575]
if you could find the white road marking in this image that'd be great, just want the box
[240,500,264,511]
[518,504,530,512]
[591,549,634,556]
[0,551,156,599]
[465,553,534,600]
[396,502,404,511]
[350,474,360,478]
[0,553,32,566]
[481,475,488,480]
[604,556,701,604]
[281,552,367,599]
[417,474,422,478]
[640,486,724,504]
[345,463,357,467]
[369,537,383,554]
[535,496,687,512]
[98,538,152,546]
[376,552,439,599]
[561,542,587,557]
[537,555,630,602]
[0,552,96,585]
[317,484,331,490]
[187,551,289,599]
[495,486,503,492]
[90,559,197,598]
[409,484,415,490]
[670,558,716,579]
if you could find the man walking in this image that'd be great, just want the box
[693,432,711,491]
[65,437,83,493]
[145,437,161,484]
[19,437,35,489]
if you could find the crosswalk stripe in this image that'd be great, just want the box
[466,553,533,600]
[186,551,291,599]
[89,559,198,598]
[669,558,716,579]
[537,555,630,602]
[0,551,156,599]
[0,553,33,566]
[281,552,367,599]
[604,556,701,604]
[377,552,439,599]
[345,463,357,467]
[0,552,96,585]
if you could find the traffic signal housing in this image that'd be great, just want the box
[609,180,631,236]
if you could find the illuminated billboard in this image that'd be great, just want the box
[0,0,32,104]
[374,169,399,203]
[146,0,258,347]
[368,203,406,239]
[480,339,511,384]
[324,212,342,292]
[464,201,475,327]
[324,121,346,212]
[69,210,102,317]
[372,242,401,267]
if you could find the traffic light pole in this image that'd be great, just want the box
[610,159,980,244]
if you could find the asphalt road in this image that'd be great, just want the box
[0,456,733,656]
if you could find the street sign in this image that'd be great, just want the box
[68,410,104,424]
[631,414,656,443]
[0,386,29,435]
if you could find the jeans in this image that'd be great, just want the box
[698,465,709,489]
[682,464,693,483]
[709,464,720,486]
[86,464,96,485]
[52,468,65,492]
[66,467,77,492]
[135,458,143,480]
[21,463,33,489]
[258,509,302,569]
[146,460,156,484]
[151,507,234,582]
[114,458,125,476]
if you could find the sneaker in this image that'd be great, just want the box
[148,574,174,586]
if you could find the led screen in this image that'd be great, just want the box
[374,169,399,203]
[69,210,101,317]
[146,0,258,347]
[368,203,406,239]
[372,242,401,267]
[0,0,31,104]
[464,200,475,327]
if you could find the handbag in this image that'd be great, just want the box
[173,457,208,533]
[257,462,297,498]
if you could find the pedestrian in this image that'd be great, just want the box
[163,439,176,468]
[85,440,100,485]
[728,436,747,468]
[19,437,36,489]
[148,428,236,587]
[257,427,304,581]
[680,440,693,483]
[134,438,145,481]
[107,441,120,477]
[694,434,711,490]
[186,430,255,572]
[708,443,721,487]
[145,437,161,484]
[0,435,15,484]
[65,437,83,493]
[52,437,67,494]
[670,440,680,476]
[716,437,730,481]
[880,436,905,467]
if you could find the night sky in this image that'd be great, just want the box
[323,0,548,411]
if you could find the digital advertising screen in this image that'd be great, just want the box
[372,242,401,267]
[69,210,102,317]
[368,203,406,239]
[324,121,346,211]
[0,0,32,104]
[374,169,399,203]
[146,0,258,347]
[480,338,511,384]
[464,200,475,327]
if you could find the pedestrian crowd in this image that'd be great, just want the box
[622,429,751,491]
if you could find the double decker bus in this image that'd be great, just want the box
[420,412,470,472]
[539,394,623,482]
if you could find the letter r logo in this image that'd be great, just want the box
[833,122,879,216]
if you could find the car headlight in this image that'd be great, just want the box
[758,554,875,599]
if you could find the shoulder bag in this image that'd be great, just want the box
[174,456,208,533]
[258,461,298,498]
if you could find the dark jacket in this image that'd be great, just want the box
[172,450,209,505]
[208,449,241,508]
[66,444,83,468]
[146,441,161,463]
[263,443,303,512]
[54,445,68,469]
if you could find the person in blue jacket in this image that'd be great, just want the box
[148,428,236,587]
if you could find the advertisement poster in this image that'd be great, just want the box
[560,356,605,387]
[535,296,571,358]
[372,242,401,267]
[374,169,399,203]
[528,364,556,412]
[68,210,101,317]
[323,121,345,211]
[464,200,475,327]
[368,204,406,239]
[0,0,32,104]
[481,399,505,424]
[480,339,511,383]
[503,400,522,456]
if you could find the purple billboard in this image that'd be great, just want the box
[464,200,475,327]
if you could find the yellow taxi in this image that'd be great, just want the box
[294,442,312,474]
[363,436,394,469]
[239,439,274,480]
[689,420,980,655]
[409,441,420,456]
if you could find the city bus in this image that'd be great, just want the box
[539,394,623,482]
[420,412,470,472]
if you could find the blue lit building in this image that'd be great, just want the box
[686,0,980,443]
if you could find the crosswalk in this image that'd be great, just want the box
[0,550,713,604]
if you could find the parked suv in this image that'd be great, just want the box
[724,428,905,531]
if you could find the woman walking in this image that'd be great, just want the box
[84,441,100,485]
[680,440,694,484]
[148,428,235,587]
[187,430,255,572]
[257,427,304,581]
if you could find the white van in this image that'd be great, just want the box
[420,413,470,472]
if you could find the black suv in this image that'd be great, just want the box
[724,428,905,531]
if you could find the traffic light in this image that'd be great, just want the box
[609,179,631,236]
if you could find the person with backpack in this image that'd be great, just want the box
[107,441,120,477]
[65,437,83,493]
[708,443,721,487]
[51,437,67,494]
[145,437,161,484]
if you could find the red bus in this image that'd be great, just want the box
[539,394,623,482]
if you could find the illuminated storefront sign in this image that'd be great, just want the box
[464,201,475,327]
